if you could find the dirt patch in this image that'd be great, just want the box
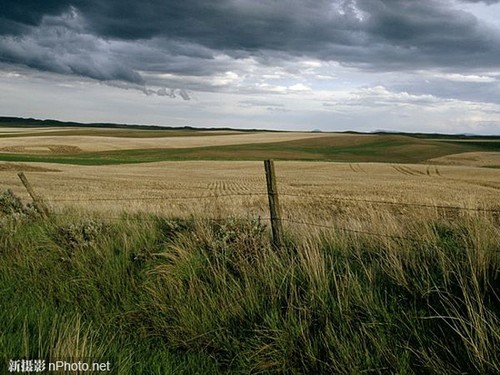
[47,145,82,153]
[0,145,82,154]
[0,163,61,172]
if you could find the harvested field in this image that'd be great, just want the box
[0,162,60,172]
[1,160,498,220]
[0,145,83,154]
[0,126,76,134]
[1,127,498,165]
[1,127,497,216]
[429,151,500,167]
[0,126,240,138]
[0,132,326,153]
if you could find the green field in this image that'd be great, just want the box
[1,117,499,166]
[0,133,499,166]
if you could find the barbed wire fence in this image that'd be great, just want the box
[14,161,500,248]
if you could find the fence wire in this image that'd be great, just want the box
[49,211,425,243]
[50,211,271,225]
[46,190,500,213]
[10,168,499,243]
[279,218,422,242]
[278,192,500,213]
[49,192,268,202]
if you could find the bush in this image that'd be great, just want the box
[55,219,109,251]
[0,190,41,234]
[0,189,41,217]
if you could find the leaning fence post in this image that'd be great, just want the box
[17,172,49,218]
[264,159,283,248]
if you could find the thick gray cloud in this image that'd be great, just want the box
[64,0,500,72]
[1,0,500,85]
[0,10,144,84]
[0,0,70,28]
[460,0,499,3]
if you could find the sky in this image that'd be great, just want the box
[1,0,500,134]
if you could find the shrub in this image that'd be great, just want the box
[55,219,109,251]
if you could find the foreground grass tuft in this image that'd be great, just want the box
[1,194,499,373]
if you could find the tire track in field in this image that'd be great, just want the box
[402,166,425,176]
[399,166,417,176]
[392,165,413,176]
[403,163,497,191]
[425,166,498,191]
[356,164,366,173]
[350,163,366,173]
[393,165,429,176]
[425,166,442,177]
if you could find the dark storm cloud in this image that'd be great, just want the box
[350,0,500,69]
[1,0,500,85]
[80,0,358,49]
[74,0,500,69]
[0,0,71,32]
[0,11,144,84]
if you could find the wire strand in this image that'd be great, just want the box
[278,192,500,213]
[279,218,420,242]
[49,192,268,202]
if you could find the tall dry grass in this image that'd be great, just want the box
[1,189,499,373]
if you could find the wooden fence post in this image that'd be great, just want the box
[17,172,49,218]
[264,159,283,248]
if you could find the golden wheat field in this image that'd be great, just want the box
[429,151,500,167]
[1,124,498,234]
[1,161,498,232]
[0,127,326,153]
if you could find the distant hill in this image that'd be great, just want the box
[370,129,500,140]
[0,116,275,133]
[2,116,500,138]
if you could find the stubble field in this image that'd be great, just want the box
[1,160,499,221]
[0,124,496,225]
